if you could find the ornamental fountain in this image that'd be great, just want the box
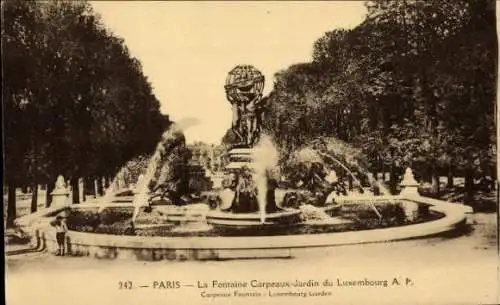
[205,65,302,229]
[13,65,474,261]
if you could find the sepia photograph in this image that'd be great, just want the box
[3,1,499,304]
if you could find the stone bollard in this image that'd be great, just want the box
[400,168,420,196]
[51,175,69,206]
[399,168,420,221]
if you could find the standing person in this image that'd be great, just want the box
[51,215,68,256]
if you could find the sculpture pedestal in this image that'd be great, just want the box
[399,168,420,221]
[206,146,302,230]
[206,209,302,229]
[222,147,260,214]
[225,148,254,171]
[400,167,420,197]
[51,175,69,206]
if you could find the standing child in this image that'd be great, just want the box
[52,215,68,256]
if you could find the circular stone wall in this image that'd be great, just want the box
[15,195,473,261]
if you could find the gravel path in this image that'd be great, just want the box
[5,213,499,305]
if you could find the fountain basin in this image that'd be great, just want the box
[14,195,472,261]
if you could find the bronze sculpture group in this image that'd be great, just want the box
[225,65,268,147]
[220,65,280,214]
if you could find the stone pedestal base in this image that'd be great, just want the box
[51,191,69,206]
[220,147,259,213]
[225,148,254,170]
[212,147,302,229]
[206,209,302,229]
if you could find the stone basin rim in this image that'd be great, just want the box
[17,195,472,251]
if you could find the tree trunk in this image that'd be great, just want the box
[85,177,96,198]
[447,165,454,189]
[348,175,353,191]
[389,165,398,194]
[81,178,86,202]
[96,177,104,196]
[422,165,431,183]
[71,177,80,204]
[7,184,16,228]
[30,183,38,213]
[104,176,110,189]
[430,164,440,194]
[464,169,475,203]
[46,182,54,207]
[93,178,98,198]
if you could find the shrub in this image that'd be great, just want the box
[133,209,169,225]
[341,202,408,229]
[99,207,134,225]
[67,210,100,230]
[94,221,135,235]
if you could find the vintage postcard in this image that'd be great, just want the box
[4,1,499,304]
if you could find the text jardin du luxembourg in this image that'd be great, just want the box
[198,278,411,289]
[197,278,413,298]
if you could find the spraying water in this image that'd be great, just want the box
[317,151,382,220]
[128,118,200,222]
[314,138,390,195]
[131,146,163,221]
[99,166,128,212]
[251,135,279,223]
[317,151,363,188]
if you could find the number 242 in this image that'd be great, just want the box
[119,281,133,289]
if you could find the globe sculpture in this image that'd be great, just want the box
[225,65,267,147]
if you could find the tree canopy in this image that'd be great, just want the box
[261,0,496,198]
[4,0,170,224]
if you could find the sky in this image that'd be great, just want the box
[91,1,367,144]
